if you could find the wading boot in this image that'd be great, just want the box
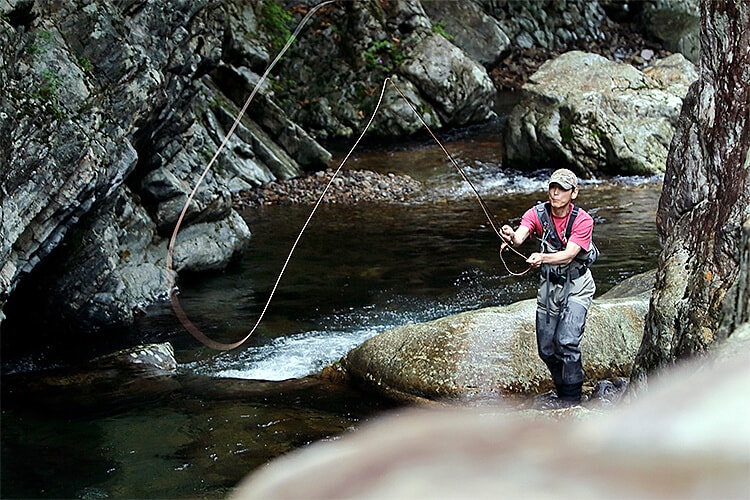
[556,382,583,406]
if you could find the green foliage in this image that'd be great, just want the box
[38,69,62,98]
[259,0,293,51]
[28,29,54,57]
[560,124,573,143]
[363,39,405,72]
[26,68,66,119]
[590,128,605,141]
[432,21,453,41]
[78,56,94,74]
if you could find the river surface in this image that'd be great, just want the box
[1,123,662,498]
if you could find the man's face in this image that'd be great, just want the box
[547,183,578,209]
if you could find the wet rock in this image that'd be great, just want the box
[335,271,653,403]
[2,343,179,414]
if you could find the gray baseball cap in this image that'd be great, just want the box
[548,168,578,190]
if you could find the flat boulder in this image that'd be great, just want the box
[333,272,652,403]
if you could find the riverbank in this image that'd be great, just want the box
[234,169,423,207]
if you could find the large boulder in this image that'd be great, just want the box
[503,51,698,177]
[421,0,511,67]
[398,33,497,127]
[334,272,653,402]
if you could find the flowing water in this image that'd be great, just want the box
[1,123,662,498]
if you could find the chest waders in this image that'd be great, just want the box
[534,202,597,404]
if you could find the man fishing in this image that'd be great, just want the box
[500,168,597,407]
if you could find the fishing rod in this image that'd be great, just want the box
[167,1,531,350]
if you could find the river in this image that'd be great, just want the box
[1,122,662,498]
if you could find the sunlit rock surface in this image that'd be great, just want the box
[334,272,653,402]
[503,51,697,176]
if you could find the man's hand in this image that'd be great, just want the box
[526,252,544,267]
[501,225,515,244]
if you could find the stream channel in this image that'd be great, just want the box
[1,121,662,498]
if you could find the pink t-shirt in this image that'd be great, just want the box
[520,203,593,251]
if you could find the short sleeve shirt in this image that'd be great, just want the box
[520,203,594,251]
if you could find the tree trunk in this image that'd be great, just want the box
[631,0,750,387]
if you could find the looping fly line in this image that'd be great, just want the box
[166,0,530,350]
[499,241,533,277]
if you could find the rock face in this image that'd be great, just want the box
[270,0,645,139]
[0,0,705,341]
[631,0,750,385]
[503,51,697,177]
[0,1,331,332]
[335,272,652,402]
[276,0,498,139]
[1,0,541,335]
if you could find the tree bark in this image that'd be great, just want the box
[631,0,750,387]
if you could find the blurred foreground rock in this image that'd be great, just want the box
[233,327,750,499]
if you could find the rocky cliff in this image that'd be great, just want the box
[0,0,699,344]
[0,0,330,333]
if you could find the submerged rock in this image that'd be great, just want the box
[2,343,179,414]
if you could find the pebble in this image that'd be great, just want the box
[234,169,422,207]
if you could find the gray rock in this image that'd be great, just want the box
[400,34,497,127]
[41,186,175,330]
[486,0,609,51]
[640,0,700,63]
[370,75,442,136]
[422,0,511,66]
[503,51,697,176]
[172,209,251,273]
[0,1,331,333]
[92,342,178,373]
[337,271,653,402]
